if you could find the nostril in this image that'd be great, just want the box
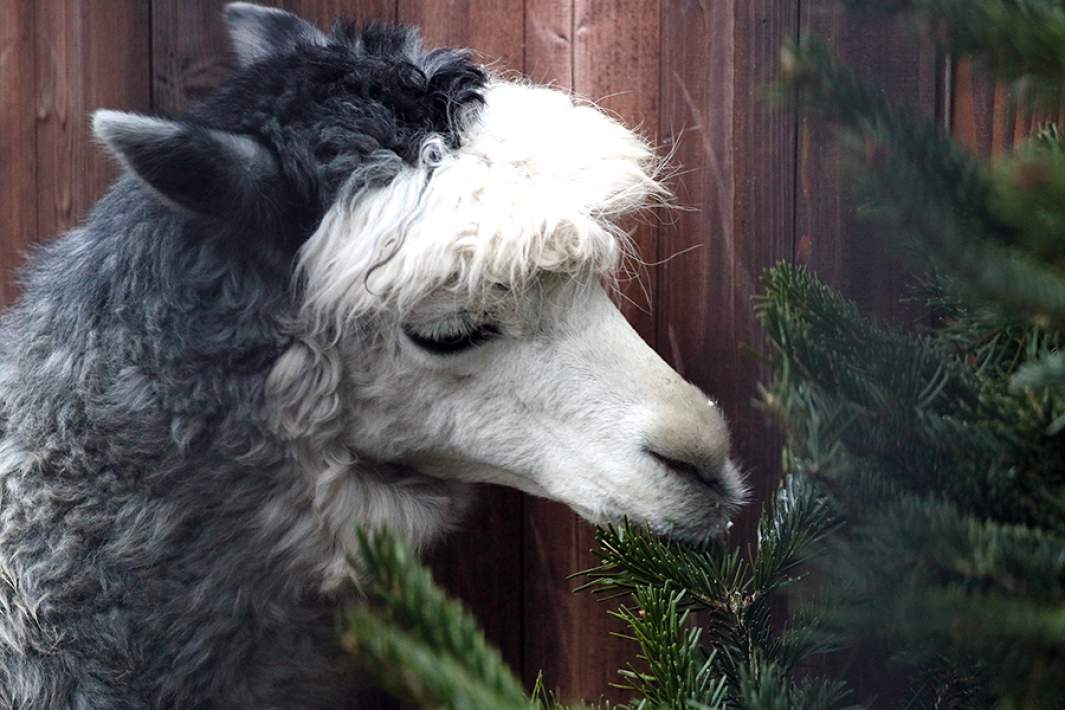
[645,448,725,494]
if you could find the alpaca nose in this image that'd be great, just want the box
[645,449,704,481]
[643,388,731,492]
[644,443,729,494]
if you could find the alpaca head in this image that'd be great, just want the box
[92,3,745,543]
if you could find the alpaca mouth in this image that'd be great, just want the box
[643,448,729,497]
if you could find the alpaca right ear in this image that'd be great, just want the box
[223,2,327,68]
[92,110,284,220]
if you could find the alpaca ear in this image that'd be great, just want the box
[92,110,283,220]
[223,2,326,68]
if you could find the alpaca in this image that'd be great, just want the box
[0,4,746,708]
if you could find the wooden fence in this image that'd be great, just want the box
[0,0,1040,706]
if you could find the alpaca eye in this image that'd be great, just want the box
[403,317,500,355]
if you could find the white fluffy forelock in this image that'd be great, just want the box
[296,79,668,329]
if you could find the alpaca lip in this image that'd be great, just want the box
[644,448,726,496]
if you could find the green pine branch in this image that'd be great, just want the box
[340,529,535,710]
[340,471,851,710]
[1012,351,1065,392]
[780,38,1065,324]
[578,477,849,709]
[758,248,1065,708]
[610,586,727,709]
[757,263,1065,533]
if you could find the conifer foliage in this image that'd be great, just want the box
[341,1,1065,707]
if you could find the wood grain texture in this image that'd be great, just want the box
[279,0,398,25]
[577,0,661,340]
[424,485,525,675]
[524,0,571,87]
[796,1,939,324]
[951,58,1062,156]
[0,0,37,303]
[35,0,150,239]
[658,1,797,541]
[521,1,661,703]
[151,0,232,115]
[398,0,523,70]
[796,3,941,703]
[152,1,399,116]
[395,0,528,685]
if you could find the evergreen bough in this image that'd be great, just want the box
[340,1,1065,707]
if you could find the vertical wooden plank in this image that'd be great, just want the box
[576,0,661,339]
[35,0,151,239]
[152,1,398,116]
[726,1,798,533]
[278,0,398,25]
[151,0,231,115]
[658,1,797,542]
[0,0,37,303]
[796,2,938,323]
[397,0,527,683]
[520,0,579,699]
[951,58,1062,156]
[397,0,523,69]
[796,2,940,703]
[522,0,662,703]
[422,484,525,676]
[524,0,571,88]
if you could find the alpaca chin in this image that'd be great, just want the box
[260,445,474,593]
[320,460,474,591]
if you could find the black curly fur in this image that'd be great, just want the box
[196,22,484,247]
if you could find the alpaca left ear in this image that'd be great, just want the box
[223,2,327,68]
[92,110,284,221]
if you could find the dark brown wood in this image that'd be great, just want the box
[35,0,151,239]
[796,3,941,704]
[279,0,398,25]
[579,0,661,340]
[424,485,525,674]
[398,0,523,69]
[152,1,399,116]
[151,0,232,115]
[951,58,1063,156]
[524,0,571,88]
[658,1,797,542]
[796,2,939,324]
[521,1,662,704]
[396,0,528,684]
[0,0,37,303]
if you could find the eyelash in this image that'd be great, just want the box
[403,316,501,355]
